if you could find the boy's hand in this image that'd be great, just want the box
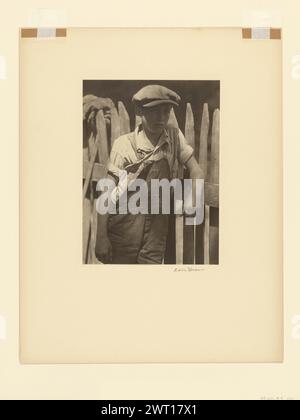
[95,236,113,263]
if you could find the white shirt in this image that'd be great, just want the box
[107,124,194,178]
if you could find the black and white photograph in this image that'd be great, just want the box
[18,23,284,372]
[83,80,220,265]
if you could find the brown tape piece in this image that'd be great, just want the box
[21,28,38,38]
[56,28,67,37]
[21,28,67,38]
[242,28,252,39]
[242,27,281,40]
[270,28,282,39]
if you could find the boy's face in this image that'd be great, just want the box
[140,104,172,134]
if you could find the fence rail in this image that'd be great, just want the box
[83,99,219,264]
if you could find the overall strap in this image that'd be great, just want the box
[125,129,157,173]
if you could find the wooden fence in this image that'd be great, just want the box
[83,100,219,264]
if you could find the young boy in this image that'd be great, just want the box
[95,84,203,264]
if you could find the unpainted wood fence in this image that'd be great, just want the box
[83,100,219,264]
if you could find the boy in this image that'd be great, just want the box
[95,84,203,264]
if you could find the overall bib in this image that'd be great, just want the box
[107,157,171,264]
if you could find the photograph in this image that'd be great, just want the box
[83,80,220,265]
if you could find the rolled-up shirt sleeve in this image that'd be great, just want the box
[178,130,194,165]
[107,150,126,174]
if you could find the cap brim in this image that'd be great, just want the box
[142,99,179,108]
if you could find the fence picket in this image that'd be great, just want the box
[82,139,99,201]
[183,103,195,264]
[176,211,184,264]
[195,104,209,264]
[82,131,96,263]
[199,103,209,177]
[110,105,120,146]
[184,103,195,149]
[204,204,210,264]
[96,110,109,164]
[210,109,220,185]
[87,111,109,263]
[164,107,180,263]
[83,197,91,263]
[118,101,131,135]
[89,180,96,264]
[209,108,220,264]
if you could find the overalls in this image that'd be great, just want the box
[107,135,173,264]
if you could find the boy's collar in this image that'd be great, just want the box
[134,124,171,147]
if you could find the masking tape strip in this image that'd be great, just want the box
[28,8,66,27]
[21,28,67,38]
[242,27,281,40]
[242,10,282,40]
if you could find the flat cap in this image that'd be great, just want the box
[132,85,181,108]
